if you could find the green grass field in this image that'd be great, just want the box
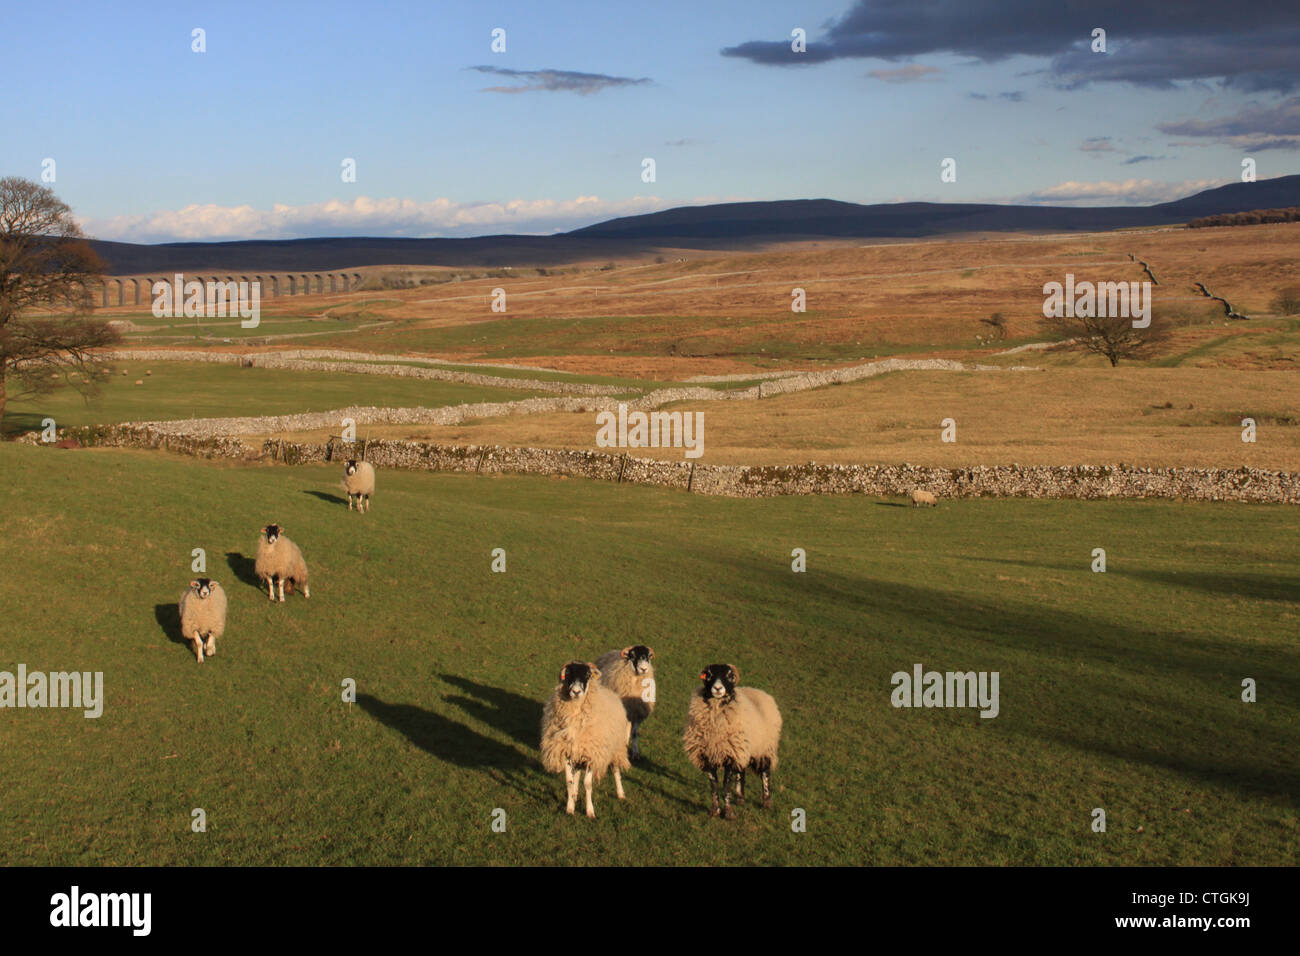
[2,362,546,437]
[0,443,1295,865]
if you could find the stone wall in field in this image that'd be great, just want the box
[92,348,624,396]
[23,424,1298,503]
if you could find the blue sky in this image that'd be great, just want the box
[2,0,1296,241]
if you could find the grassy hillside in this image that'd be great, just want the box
[2,362,546,437]
[403,367,1300,471]
[0,444,1295,865]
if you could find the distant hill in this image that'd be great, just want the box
[569,176,1300,241]
[87,175,1300,274]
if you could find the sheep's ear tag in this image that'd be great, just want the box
[699,672,708,681]
[559,666,568,682]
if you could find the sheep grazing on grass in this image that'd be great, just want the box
[342,459,376,513]
[254,524,310,603]
[540,661,631,818]
[910,488,938,507]
[179,578,227,664]
[594,645,655,761]
[683,664,782,819]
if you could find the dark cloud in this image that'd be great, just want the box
[1123,154,1166,164]
[1158,96,1300,150]
[721,1,1300,92]
[469,66,651,95]
[998,90,1024,102]
[968,92,988,100]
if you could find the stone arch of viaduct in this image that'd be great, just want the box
[100,271,365,307]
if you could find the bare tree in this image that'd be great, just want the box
[1041,311,1168,367]
[0,177,119,431]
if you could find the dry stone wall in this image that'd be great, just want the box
[24,424,1298,504]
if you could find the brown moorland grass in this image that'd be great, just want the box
[247,368,1300,471]
[93,224,1300,379]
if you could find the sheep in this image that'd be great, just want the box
[342,459,376,513]
[254,524,310,602]
[540,661,631,818]
[682,664,782,819]
[594,645,655,761]
[910,488,938,507]
[178,578,227,664]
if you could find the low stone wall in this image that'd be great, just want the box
[93,349,1039,406]
[18,424,251,460]
[26,424,1296,503]
[93,348,622,396]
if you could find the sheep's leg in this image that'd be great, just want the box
[706,767,722,817]
[613,767,625,800]
[629,721,641,761]
[363,495,370,513]
[266,577,275,602]
[733,768,745,805]
[563,762,577,815]
[192,637,203,664]
[760,769,772,809]
[302,581,310,599]
[583,769,596,818]
[204,635,216,657]
[277,578,285,602]
[722,766,738,819]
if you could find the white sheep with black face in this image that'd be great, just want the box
[254,524,310,603]
[594,644,655,760]
[682,664,782,819]
[179,578,227,664]
[540,661,631,818]
[342,459,375,513]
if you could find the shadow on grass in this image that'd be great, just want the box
[358,693,547,798]
[963,555,1299,604]
[153,603,192,656]
[2,412,50,439]
[435,675,698,810]
[874,501,909,508]
[439,674,540,750]
[707,548,1300,800]
[303,490,347,505]
[225,552,261,590]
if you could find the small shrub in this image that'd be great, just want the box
[1271,285,1300,315]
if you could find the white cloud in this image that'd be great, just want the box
[1017,177,1231,205]
[81,194,723,243]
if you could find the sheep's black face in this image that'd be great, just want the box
[264,524,281,544]
[699,664,736,701]
[559,662,594,700]
[345,460,358,476]
[625,645,654,675]
[193,578,212,599]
